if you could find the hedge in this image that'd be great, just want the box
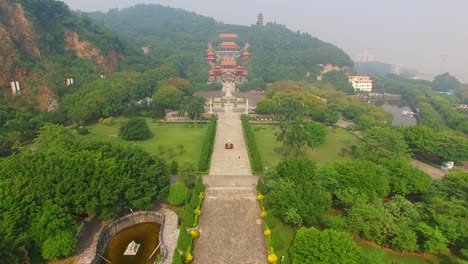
[257,192,278,264]
[173,177,206,263]
[198,115,217,173]
[241,115,264,174]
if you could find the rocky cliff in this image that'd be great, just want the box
[0,0,124,110]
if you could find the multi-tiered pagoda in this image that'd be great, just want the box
[207,33,250,83]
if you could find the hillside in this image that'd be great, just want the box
[0,0,132,110]
[88,4,353,84]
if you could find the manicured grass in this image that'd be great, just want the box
[84,117,208,164]
[252,124,364,169]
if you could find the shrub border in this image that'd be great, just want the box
[198,115,217,173]
[173,178,205,263]
[241,115,264,174]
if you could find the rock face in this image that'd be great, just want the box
[64,31,120,73]
[316,64,349,80]
[0,0,122,110]
[0,0,40,57]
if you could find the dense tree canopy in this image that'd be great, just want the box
[276,119,327,156]
[432,73,460,92]
[290,227,362,264]
[265,158,331,225]
[0,124,169,260]
[322,160,390,205]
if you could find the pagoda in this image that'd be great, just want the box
[206,33,250,83]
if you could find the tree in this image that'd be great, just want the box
[41,231,77,260]
[322,70,355,95]
[290,227,362,264]
[255,98,276,115]
[167,184,190,206]
[417,223,448,253]
[184,97,205,120]
[276,118,327,156]
[361,126,410,161]
[432,73,460,92]
[178,162,198,187]
[158,77,193,96]
[34,124,77,150]
[153,85,184,109]
[380,157,431,195]
[322,160,390,205]
[119,117,152,141]
[30,203,78,260]
[266,158,332,225]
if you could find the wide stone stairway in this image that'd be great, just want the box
[193,112,267,264]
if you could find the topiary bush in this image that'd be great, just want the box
[168,183,190,206]
[119,117,152,141]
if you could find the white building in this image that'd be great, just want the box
[348,75,373,92]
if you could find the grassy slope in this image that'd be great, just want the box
[84,117,208,164]
[252,124,363,169]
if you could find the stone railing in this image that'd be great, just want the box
[91,211,167,264]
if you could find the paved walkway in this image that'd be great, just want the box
[160,207,180,264]
[193,112,267,264]
[209,112,251,176]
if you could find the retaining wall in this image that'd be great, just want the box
[91,211,167,264]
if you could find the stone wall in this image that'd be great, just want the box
[91,211,167,264]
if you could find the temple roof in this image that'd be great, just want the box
[221,60,237,66]
[219,33,238,38]
[236,65,244,69]
[207,51,215,55]
[220,41,239,47]
[243,51,251,55]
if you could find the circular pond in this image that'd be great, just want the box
[103,222,162,264]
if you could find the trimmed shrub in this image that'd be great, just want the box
[194,177,205,196]
[172,248,183,264]
[168,184,190,206]
[241,115,263,174]
[119,117,152,141]
[177,224,191,252]
[182,206,195,227]
[198,115,217,172]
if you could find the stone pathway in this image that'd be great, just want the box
[160,207,180,264]
[75,218,112,264]
[193,112,267,264]
[209,112,251,176]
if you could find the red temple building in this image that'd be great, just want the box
[241,51,251,60]
[206,51,216,63]
[206,33,250,83]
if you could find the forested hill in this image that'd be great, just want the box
[0,0,135,110]
[88,4,353,84]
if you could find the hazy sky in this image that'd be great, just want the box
[63,0,468,82]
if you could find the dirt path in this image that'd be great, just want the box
[193,112,267,264]
[411,159,446,180]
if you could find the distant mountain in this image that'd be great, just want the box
[354,61,418,79]
[88,4,353,84]
[0,0,133,110]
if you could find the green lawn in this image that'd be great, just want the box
[252,124,364,169]
[84,117,208,164]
